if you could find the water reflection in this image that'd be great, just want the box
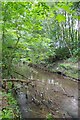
[14,64,78,118]
[61,98,78,118]
[48,79,55,84]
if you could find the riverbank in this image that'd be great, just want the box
[28,57,79,81]
[47,58,79,81]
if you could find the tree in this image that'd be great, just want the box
[1,2,79,78]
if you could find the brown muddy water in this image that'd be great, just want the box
[13,64,79,119]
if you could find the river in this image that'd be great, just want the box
[13,64,79,119]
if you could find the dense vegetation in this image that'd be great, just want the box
[1,2,79,78]
[1,1,80,119]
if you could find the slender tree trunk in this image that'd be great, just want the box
[2,4,6,43]
[62,21,73,57]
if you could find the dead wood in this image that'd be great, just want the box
[2,79,36,84]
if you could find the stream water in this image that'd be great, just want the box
[13,64,79,119]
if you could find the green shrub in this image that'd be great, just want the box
[55,47,70,60]
[46,113,53,120]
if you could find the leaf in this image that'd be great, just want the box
[61,5,71,13]
[56,14,66,22]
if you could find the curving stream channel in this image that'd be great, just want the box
[13,64,79,119]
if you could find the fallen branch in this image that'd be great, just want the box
[13,70,29,79]
[2,79,36,84]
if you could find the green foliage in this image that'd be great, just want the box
[55,47,70,59]
[2,91,20,119]
[67,57,78,63]
[59,63,71,70]
[46,113,53,120]
[56,14,66,22]
[72,48,80,59]
[1,2,79,119]
[1,2,78,77]
[2,108,13,119]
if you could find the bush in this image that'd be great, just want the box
[55,47,71,60]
